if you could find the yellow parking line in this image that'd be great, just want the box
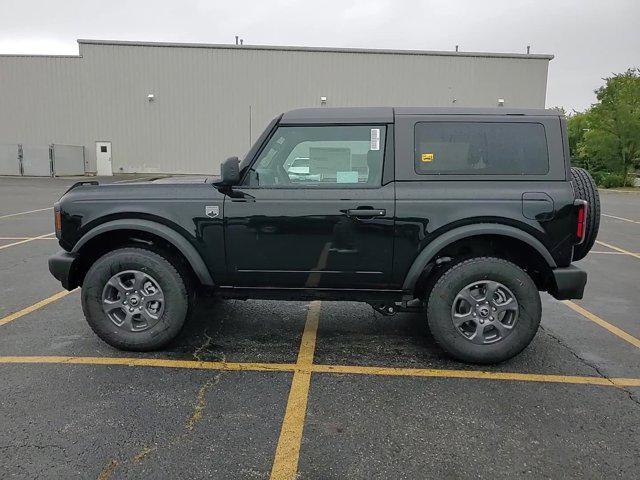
[0,207,51,220]
[312,364,640,388]
[563,300,640,349]
[0,289,75,327]
[270,300,320,480]
[595,240,640,260]
[602,213,640,225]
[0,355,294,372]
[0,232,55,250]
[1,355,640,389]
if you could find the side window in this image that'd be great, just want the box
[414,122,549,175]
[245,125,386,187]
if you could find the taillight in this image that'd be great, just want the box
[54,203,61,239]
[574,200,588,244]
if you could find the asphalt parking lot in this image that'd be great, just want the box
[1,176,639,479]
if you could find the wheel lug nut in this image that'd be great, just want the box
[489,316,494,321]
[492,307,496,311]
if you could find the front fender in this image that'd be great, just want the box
[72,219,214,286]
[402,223,557,292]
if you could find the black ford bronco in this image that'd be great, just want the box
[49,107,600,364]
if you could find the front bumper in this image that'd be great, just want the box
[549,265,587,300]
[48,250,77,290]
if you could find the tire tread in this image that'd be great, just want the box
[571,166,600,261]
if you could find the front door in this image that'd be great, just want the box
[224,124,395,290]
[96,141,112,176]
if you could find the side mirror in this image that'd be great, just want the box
[220,156,240,186]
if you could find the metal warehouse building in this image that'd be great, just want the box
[0,39,553,176]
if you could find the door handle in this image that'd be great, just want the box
[345,208,386,218]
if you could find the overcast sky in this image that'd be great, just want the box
[1,0,638,112]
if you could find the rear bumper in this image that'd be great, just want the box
[48,250,76,290]
[549,265,587,300]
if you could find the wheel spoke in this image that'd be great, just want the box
[458,288,477,308]
[453,310,474,327]
[144,291,163,302]
[103,297,124,312]
[132,271,147,291]
[492,320,511,337]
[470,322,485,344]
[140,309,159,325]
[107,277,127,295]
[495,298,518,313]
[483,281,499,302]
[120,310,135,331]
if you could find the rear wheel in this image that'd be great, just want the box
[81,247,190,351]
[571,166,600,261]
[426,257,541,364]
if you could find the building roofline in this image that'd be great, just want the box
[77,39,554,60]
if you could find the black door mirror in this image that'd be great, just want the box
[220,156,240,186]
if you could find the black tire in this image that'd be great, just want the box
[426,257,541,364]
[571,166,600,261]
[81,247,190,351]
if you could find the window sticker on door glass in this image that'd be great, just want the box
[370,128,380,151]
[337,171,359,183]
[421,153,434,162]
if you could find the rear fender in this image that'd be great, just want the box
[402,223,557,292]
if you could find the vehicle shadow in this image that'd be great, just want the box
[162,297,574,374]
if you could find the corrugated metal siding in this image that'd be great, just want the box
[0,42,550,175]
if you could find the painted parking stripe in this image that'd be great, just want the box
[0,355,293,372]
[312,365,640,388]
[0,236,57,240]
[0,289,75,327]
[595,240,640,260]
[0,232,55,251]
[563,300,640,349]
[270,300,320,480]
[1,355,639,388]
[0,207,51,220]
[602,213,640,225]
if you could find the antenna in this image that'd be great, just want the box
[455,45,459,52]
[235,36,239,45]
[526,45,530,54]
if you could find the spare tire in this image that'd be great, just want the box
[571,167,600,261]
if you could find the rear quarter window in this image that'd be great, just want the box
[414,122,549,175]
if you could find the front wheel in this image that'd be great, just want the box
[81,247,190,351]
[426,257,541,364]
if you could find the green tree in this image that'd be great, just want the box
[581,69,640,180]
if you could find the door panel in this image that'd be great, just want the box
[224,184,395,289]
[96,142,112,176]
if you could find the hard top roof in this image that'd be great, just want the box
[280,107,560,124]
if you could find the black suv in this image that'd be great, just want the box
[49,107,600,364]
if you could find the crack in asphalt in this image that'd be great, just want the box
[540,324,640,407]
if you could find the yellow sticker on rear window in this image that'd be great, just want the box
[421,153,434,162]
